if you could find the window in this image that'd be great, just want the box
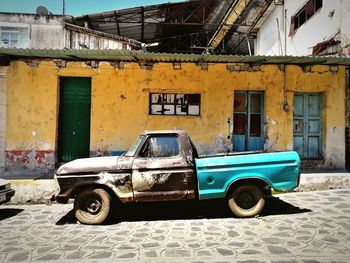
[139,136,180,158]
[0,26,29,48]
[149,93,200,116]
[290,0,322,33]
[124,135,145,157]
[233,92,264,137]
[1,31,19,48]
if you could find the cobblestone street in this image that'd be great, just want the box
[1,189,350,262]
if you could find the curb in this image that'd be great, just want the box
[296,173,350,191]
[8,179,58,205]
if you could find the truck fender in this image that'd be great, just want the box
[225,177,273,197]
[68,172,134,203]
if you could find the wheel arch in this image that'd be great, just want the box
[225,177,272,198]
[71,183,121,203]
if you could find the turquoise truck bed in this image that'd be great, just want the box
[195,151,301,200]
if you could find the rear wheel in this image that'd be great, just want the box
[228,184,265,218]
[74,188,111,225]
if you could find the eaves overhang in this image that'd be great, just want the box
[0,48,350,65]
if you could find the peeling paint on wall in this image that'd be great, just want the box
[4,61,347,170]
[6,150,55,169]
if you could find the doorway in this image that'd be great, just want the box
[58,77,91,162]
[293,93,322,159]
[233,91,264,151]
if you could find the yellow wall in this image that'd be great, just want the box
[5,60,346,168]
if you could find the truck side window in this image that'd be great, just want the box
[139,136,180,158]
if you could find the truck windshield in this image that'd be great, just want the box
[124,135,145,157]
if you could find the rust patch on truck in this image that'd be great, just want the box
[132,171,175,191]
[97,172,133,202]
[56,172,133,203]
[132,169,194,201]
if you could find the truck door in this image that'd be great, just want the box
[132,134,196,201]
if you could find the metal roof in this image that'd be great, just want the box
[0,48,349,65]
[64,23,142,48]
[72,0,222,53]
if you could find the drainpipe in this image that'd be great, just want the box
[276,18,283,55]
[284,8,287,55]
[283,64,289,112]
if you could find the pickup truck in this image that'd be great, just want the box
[54,130,300,225]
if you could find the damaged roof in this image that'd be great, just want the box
[69,0,278,55]
[0,48,350,65]
[64,23,142,47]
[71,0,223,53]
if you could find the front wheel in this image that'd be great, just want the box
[228,184,265,218]
[74,188,111,225]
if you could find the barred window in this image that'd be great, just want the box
[149,93,200,116]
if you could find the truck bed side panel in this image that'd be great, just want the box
[195,152,300,200]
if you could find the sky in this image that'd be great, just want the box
[0,0,184,16]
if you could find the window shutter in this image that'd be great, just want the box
[289,16,296,36]
[305,0,315,16]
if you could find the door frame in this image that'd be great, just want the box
[57,77,92,164]
[232,90,265,151]
[293,92,323,159]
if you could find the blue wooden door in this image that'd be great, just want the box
[293,93,322,159]
[233,91,264,151]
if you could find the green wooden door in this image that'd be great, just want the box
[58,77,91,162]
[293,93,322,159]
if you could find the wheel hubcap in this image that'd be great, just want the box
[86,198,102,214]
[238,191,255,209]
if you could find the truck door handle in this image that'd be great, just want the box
[173,162,181,166]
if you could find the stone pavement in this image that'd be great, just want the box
[1,189,350,262]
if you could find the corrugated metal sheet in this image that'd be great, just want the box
[0,48,350,65]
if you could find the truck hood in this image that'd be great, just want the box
[56,156,119,175]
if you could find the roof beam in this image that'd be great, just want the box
[114,11,121,36]
[208,0,252,49]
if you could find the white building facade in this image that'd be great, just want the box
[254,0,350,56]
[0,13,141,50]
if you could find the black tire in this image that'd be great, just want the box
[74,188,111,225]
[228,184,265,218]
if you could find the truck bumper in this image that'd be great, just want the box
[44,189,69,205]
[0,189,15,204]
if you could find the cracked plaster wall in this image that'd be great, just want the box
[4,60,346,169]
